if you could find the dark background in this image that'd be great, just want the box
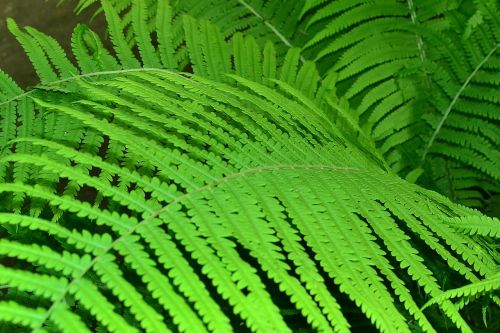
[0,0,106,87]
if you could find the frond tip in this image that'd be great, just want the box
[421,273,500,311]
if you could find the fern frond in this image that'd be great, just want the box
[179,0,307,57]
[101,0,141,68]
[6,19,59,84]
[183,16,231,82]
[71,24,121,73]
[131,0,161,68]
[0,70,22,180]
[421,273,500,311]
[1,1,499,332]
[0,301,47,331]
[299,0,500,213]
[0,70,496,332]
[417,16,500,209]
[23,26,79,79]
[445,215,500,238]
[156,0,180,69]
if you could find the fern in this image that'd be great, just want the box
[0,1,499,332]
[421,273,500,311]
[300,0,500,211]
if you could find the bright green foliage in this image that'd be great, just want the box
[422,273,500,311]
[0,0,499,332]
[69,0,500,211]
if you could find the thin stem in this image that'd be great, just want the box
[0,67,178,107]
[444,159,456,201]
[406,0,432,90]
[406,0,426,62]
[237,0,305,63]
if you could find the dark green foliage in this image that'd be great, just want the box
[301,0,500,210]
[0,1,498,332]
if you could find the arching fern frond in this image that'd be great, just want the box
[1,1,499,332]
[0,69,498,332]
[4,5,374,168]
